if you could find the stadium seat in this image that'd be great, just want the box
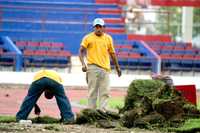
[0,48,3,55]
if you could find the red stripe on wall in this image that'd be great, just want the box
[151,0,200,7]
[128,34,172,42]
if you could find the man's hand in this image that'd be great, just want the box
[82,65,87,72]
[116,66,122,77]
[34,104,41,116]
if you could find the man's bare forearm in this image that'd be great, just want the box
[79,46,86,66]
[79,46,87,72]
[110,53,121,77]
[110,53,120,69]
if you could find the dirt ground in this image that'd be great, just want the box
[0,122,167,133]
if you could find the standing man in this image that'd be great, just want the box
[79,18,121,111]
[16,69,74,123]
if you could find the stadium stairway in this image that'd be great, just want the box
[0,36,22,71]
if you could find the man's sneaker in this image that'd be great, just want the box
[18,120,32,125]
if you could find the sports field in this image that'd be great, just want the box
[0,84,171,133]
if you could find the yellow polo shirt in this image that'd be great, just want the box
[33,70,62,84]
[81,32,115,71]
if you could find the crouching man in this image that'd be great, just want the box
[16,69,74,123]
[151,73,174,87]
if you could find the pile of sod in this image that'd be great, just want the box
[76,79,200,132]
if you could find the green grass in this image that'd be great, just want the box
[0,116,16,123]
[0,116,59,124]
[169,118,200,132]
[197,100,200,110]
[79,97,124,109]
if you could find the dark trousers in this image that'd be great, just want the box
[16,77,74,120]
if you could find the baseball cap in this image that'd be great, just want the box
[93,18,105,27]
[44,89,54,99]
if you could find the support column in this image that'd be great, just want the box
[182,7,193,43]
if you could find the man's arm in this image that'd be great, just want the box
[79,46,87,72]
[110,53,121,77]
[34,104,41,116]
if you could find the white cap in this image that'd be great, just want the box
[93,18,105,27]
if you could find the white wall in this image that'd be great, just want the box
[182,7,193,43]
[0,71,200,89]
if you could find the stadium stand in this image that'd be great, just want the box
[146,41,200,74]
[15,41,71,71]
[0,0,199,75]
[0,0,130,72]
[0,0,126,55]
